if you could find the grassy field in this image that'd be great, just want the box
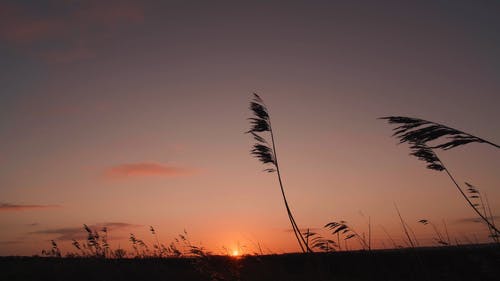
[2,244,499,281]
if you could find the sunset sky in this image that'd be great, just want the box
[1,0,499,256]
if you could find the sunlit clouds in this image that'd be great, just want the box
[0,203,60,212]
[29,222,141,241]
[103,162,196,179]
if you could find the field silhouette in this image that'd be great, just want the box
[2,244,500,281]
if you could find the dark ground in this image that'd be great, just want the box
[1,244,499,281]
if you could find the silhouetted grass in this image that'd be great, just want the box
[303,229,336,252]
[247,93,311,253]
[324,220,369,250]
[381,116,499,236]
[7,244,500,281]
[418,219,450,246]
[464,183,499,243]
[380,116,500,150]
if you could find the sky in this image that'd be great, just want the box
[0,0,499,256]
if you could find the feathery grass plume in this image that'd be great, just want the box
[71,239,86,257]
[465,182,481,207]
[84,224,101,257]
[409,142,445,171]
[418,219,429,225]
[324,220,369,250]
[42,240,61,257]
[381,117,500,237]
[101,227,109,257]
[113,247,127,258]
[247,93,311,253]
[149,226,166,257]
[303,230,336,252]
[484,194,499,242]
[380,116,500,150]
[83,224,108,258]
[129,233,149,258]
[71,239,81,250]
[465,182,499,242]
[418,219,449,246]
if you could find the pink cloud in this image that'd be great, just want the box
[0,0,145,63]
[0,18,63,44]
[0,3,66,44]
[0,203,61,212]
[104,162,195,179]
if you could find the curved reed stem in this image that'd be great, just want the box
[269,119,312,253]
[247,94,311,253]
[437,155,500,235]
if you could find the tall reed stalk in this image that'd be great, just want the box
[247,93,311,253]
[394,204,415,248]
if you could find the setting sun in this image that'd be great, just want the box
[231,250,240,257]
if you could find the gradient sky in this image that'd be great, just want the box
[1,0,499,256]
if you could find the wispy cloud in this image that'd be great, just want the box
[0,203,60,212]
[30,222,140,241]
[104,162,195,179]
[0,0,144,63]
